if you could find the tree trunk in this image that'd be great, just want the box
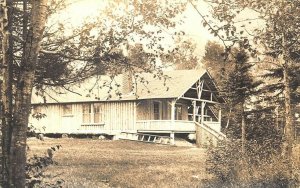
[0,0,14,186]
[8,0,48,187]
[282,63,294,158]
[225,107,232,131]
[281,32,294,159]
[282,59,295,186]
[241,109,246,154]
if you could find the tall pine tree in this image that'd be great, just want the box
[224,50,262,152]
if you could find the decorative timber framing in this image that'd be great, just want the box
[176,72,223,126]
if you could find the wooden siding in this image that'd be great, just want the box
[136,99,171,120]
[30,101,136,134]
[178,102,189,121]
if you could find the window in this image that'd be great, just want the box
[32,106,46,120]
[82,104,91,123]
[93,104,101,123]
[62,104,72,116]
[153,101,161,120]
[82,104,102,123]
[32,106,41,114]
[175,104,182,120]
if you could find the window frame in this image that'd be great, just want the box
[93,104,102,123]
[82,103,103,124]
[62,104,73,117]
[82,104,92,123]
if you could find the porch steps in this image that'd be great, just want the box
[195,122,226,147]
[118,132,173,145]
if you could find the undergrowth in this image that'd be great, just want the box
[26,126,64,188]
[26,144,63,188]
[204,140,300,188]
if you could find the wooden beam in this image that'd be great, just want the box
[171,100,176,121]
[198,80,204,99]
[203,81,219,102]
[201,101,206,126]
[170,132,175,145]
[208,105,218,120]
[133,101,137,131]
[188,113,211,117]
[177,78,206,102]
[180,97,219,104]
[192,100,196,122]
[202,89,219,93]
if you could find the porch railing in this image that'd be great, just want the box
[136,120,196,132]
[203,121,221,132]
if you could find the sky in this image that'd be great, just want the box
[52,0,216,57]
[53,0,263,59]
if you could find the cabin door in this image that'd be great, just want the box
[61,104,76,133]
[61,116,75,133]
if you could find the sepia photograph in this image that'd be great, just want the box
[0,0,299,187]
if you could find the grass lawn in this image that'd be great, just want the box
[27,138,210,188]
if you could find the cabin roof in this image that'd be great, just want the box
[32,69,219,104]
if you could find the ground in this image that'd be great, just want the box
[27,138,210,188]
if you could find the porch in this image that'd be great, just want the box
[136,98,221,130]
[135,119,225,146]
[136,120,220,133]
[76,119,220,135]
[136,120,195,133]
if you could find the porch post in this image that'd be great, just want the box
[170,132,175,145]
[171,100,176,122]
[171,100,176,145]
[193,100,196,122]
[196,101,206,147]
[201,101,205,126]
[133,102,137,132]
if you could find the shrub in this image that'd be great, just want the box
[26,145,63,188]
[205,140,300,188]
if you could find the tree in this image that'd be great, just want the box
[195,0,300,158]
[188,1,300,185]
[160,39,200,70]
[1,0,48,187]
[223,50,261,152]
[202,41,228,84]
[0,0,188,186]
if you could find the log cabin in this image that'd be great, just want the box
[30,69,226,145]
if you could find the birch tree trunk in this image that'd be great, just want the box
[0,0,13,186]
[1,0,48,187]
[0,0,8,184]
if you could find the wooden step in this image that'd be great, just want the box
[119,132,172,145]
